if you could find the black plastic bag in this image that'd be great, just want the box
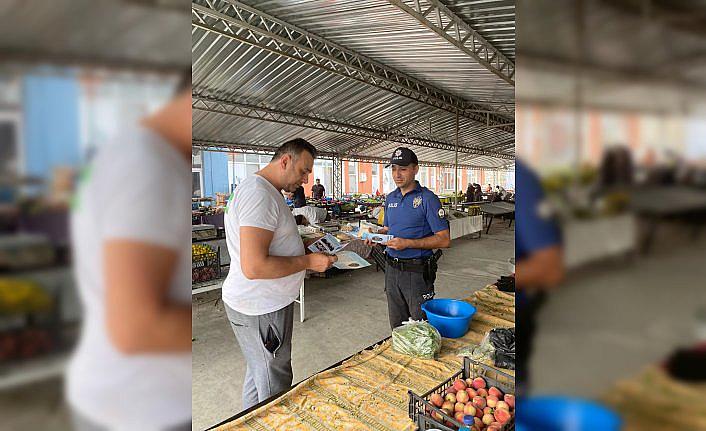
[489,327,515,370]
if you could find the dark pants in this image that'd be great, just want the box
[225,303,294,411]
[515,291,546,397]
[384,262,436,329]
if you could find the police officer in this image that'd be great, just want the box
[369,147,451,330]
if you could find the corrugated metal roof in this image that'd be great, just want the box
[192,0,515,168]
[443,0,515,61]
[0,0,190,71]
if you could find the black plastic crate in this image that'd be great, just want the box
[192,247,221,284]
[409,357,515,431]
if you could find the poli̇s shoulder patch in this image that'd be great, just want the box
[438,208,445,218]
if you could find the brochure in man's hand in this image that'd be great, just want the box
[307,234,371,270]
[307,233,344,255]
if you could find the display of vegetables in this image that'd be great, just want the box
[426,376,515,431]
[192,244,220,284]
[0,279,52,314]
[392,320,441,359]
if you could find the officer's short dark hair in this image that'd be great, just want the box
[272,138,318,161]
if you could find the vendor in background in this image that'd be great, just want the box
[222,138,337,411]
[292,185,306,208]
[366,147,451,329]
[292,205,329,225]
[311,178,325,200]
[515,158,565,396]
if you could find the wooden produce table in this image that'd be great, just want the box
[213,286,515,430]
[605,365,706,431]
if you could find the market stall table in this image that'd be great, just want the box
[629,186,706,253]
[478,203,515,234]
[209,286,515,430]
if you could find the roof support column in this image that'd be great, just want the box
[454,110,459,208]
[333,156,343,199]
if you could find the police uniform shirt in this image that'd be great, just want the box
[515,159,562,307]
[383,181,449,259]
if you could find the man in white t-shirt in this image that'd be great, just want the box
[222,138,336,410]
[67,77,192,430]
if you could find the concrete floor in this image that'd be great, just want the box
[531,230,706,398]
[191,225,515,430]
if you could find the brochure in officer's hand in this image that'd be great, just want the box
[307,233,344,255]
[361,231,394,244]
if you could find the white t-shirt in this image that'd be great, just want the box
[67,128,191,430]
[222,174,305,315]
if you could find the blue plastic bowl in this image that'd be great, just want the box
[421,299,476,338]
[516,396,622,431]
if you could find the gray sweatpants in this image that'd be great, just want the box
[225,302,294,411]
[385,263,436,329]
[71,409,191,431]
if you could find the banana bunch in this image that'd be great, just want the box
[0,279,52,314]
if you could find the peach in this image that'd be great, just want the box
[431,410,444,422]
[475,406,484,418]
[445,386,457,395]
[472,377,487,390]
[454,411,465,423]
[472,396,486,409]
[496,401,509,411]
[453,378,467,392]
[463,403,476,416]
[445,393,457,404]
[441,401,454,414]
[488,386,503,398]
[474,416,483,426]
[465,377,474,386]
[486,395,499,408]
[484,407,494,416]
[477,388,488,397]
[456,390,469,404]
[487,426,502,431]
[494,407,512,425]
[482,413,495,425]
[503,394,515,409]
[430,393,444,408]
[455,402,466,413]
[466,387,477,398]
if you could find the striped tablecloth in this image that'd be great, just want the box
[217,286,515,431]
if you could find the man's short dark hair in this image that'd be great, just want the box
[272,138,318,161]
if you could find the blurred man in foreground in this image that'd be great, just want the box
[67,76,192,429]
[515,159,565,395]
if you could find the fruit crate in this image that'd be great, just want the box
[192,247,221,284]
[409,357,515,431]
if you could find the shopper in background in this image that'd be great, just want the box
[67,73,192,430]
[515,158,565,396]
[465,183,474,203]
[222,138,336,410]
[486,183,492,193]
[367,147,451,329]
[311,178,325,199]
[292,184,306,208]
